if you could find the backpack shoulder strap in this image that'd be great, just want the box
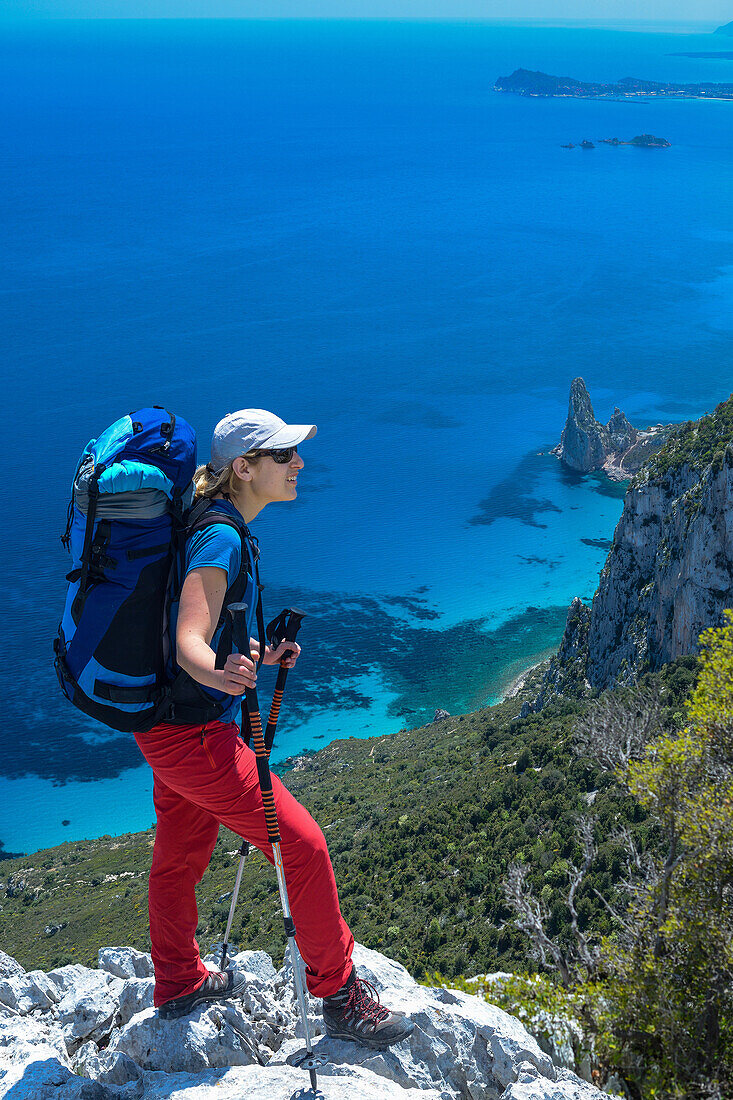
[186,499,266,668]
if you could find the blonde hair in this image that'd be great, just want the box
[192,453,261,501]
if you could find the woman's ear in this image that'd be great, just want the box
[232,456,253,482]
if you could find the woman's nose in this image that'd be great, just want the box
[293,454,304,469]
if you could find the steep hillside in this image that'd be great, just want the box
[535,394,733,705]
[0,659,696,983]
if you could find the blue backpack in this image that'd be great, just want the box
[54,407,262,733]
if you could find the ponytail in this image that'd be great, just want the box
[192,453,262,501]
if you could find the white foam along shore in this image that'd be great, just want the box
[497,657,552,703]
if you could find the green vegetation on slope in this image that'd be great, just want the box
[601,613,733,1095]
[640,393,733,483]
[0,660,695,982]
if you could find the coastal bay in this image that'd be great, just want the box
[2,19,731,855]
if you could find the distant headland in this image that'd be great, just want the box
[562,134,671,149]
[494,68,733,100]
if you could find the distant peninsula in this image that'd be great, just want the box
[715,20,733,35]
[495,68,733,100]
[672,51,733,59]
[562,134,671,148]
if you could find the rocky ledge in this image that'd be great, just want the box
[0,942,603,1099]
[552,378,673,480]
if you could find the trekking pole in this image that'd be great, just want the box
[219,607,306,974]
[264,607,306,753]
[228,602,323,1093]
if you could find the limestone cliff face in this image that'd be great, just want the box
[552,378,670,480]
[528,598,592,713]
[536,397,733,702]
[606,407,637,453]
[585,448,733,689]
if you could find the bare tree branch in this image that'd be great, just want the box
[503,818,606,985]
[574,685,665,771]
[503,862,572,986]
[566,817,601,973]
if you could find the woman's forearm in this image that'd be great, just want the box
[176,633,227,692]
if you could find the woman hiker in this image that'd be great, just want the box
[133,409,414,1050]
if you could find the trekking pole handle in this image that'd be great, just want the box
[268,606,306,663]
[227,602,252,662]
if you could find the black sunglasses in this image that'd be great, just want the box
[250,445,298,464]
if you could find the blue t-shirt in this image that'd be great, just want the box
[170,499,256,725]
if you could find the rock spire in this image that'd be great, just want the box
[552,378,670,480]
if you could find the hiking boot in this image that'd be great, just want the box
[158,968,245,1020]
[322,967,414,1049]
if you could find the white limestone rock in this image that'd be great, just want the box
[229,949,278,987]
[502,1065,602,1100]
[54,966,122,1048]
[98,947,155,981]
[72,1038,100,1075]
[0,1055,110,1099]
[0,1011,70,1068]
[119,978,156,1026]
[107,1003,262,1073]
[0,950,24,980]
[140,1063,445,1099]
[0,1013,106,1100]
[0,969,61,1014]
[49,964,100,996]
[80,1049,145,1099]
[273,942,556,1100]
[0,941,606,1100]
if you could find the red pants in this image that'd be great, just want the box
[134,719,354,1007]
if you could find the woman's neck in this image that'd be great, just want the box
[213,491,261,525]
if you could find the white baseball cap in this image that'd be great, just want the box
[210,409,317,473]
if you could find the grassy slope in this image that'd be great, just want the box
[0,659,696,979]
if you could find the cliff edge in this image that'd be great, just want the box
[0,942,601,1099]
[533,394,733,709]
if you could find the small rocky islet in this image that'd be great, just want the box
[551,376,674,480]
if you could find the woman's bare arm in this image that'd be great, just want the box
[176,567,256,695]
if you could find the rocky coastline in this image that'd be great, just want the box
[495,68,733,99]
[529,392,733,711]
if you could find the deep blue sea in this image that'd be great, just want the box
[1,19,731,855]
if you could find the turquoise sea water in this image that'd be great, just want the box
[1,19,731,855]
